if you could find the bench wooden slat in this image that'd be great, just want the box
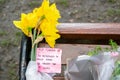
[57,23,120,35]
[39,43,110,64]
[53,76,64,80]
[57,23,120,40]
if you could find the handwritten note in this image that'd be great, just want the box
[36,48,62,73]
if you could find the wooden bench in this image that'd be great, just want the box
[19,23,120,80]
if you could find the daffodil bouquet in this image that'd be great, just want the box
[13,0,61,61]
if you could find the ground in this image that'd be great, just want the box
[0,0,120,80]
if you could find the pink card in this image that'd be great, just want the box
[36,48,62,73]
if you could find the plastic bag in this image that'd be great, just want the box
[64,55,99,80]
[25,61,53,80]
[111,75,120,80]
[98,52,115,80]
[65,52,119,80]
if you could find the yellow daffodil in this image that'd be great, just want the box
[13,13,38,37]
[13,0,61,48]
[13,0,61,61]
[45,33,60,48]
[32,0,61,28]
[40,19,60,47]
[34,0,61,47]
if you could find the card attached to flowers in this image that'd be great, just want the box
[36,48,62,73]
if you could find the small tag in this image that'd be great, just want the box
[36,48,62,73]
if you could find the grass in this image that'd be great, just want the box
[15,31,22,37]
[12,38,21,46]
[0,31,21,47]
[8,60,19,80]
[0,29,7,36]
[28,1,41,8]
[0,0,10,6]
[11,31,22,46]
[0,40,11,47]
[0,38,21,47]
[0,30,22,47]
[0,0,10,12]
[56,0,69,7]
[28,0,69,8]
[108,0,117,3]
[0,0,6,4]
[107,9,120,16]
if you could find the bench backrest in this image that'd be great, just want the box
[19,23,120,80]
[38,23,120,80]
[39,23,120,64]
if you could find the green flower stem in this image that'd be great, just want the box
[30,16,45,61]
[31,28,37,61]
[30,45,36,61]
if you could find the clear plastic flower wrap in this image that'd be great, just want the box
[64,51,119,80]
[25,61,53,80]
